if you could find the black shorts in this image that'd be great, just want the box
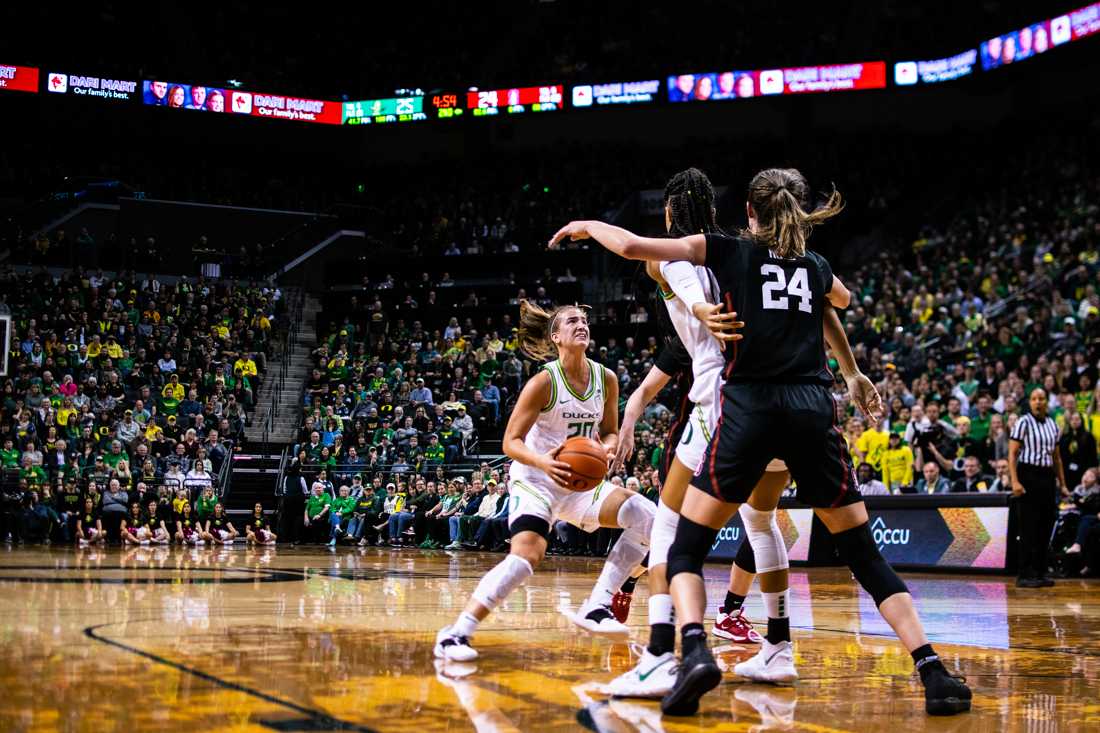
[690,382,861,508]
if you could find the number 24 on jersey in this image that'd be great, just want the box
[761,265,812,313]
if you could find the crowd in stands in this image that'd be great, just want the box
[0,266,281,545]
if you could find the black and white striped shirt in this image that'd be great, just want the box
[1009,413,1060,468]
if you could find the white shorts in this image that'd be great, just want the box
[507,475,616,534]
[674,402,787,474]
[675,403,715,474]
[216,529,232,542]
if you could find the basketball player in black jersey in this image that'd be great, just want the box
[551,168,971,717]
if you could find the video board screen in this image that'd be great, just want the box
[1055,2,1100,43]
[427,92,464,119]
[143,81,227,111]
[0,64,39,94]
[229,91,340,124]
[46,72,137,100]
[572,79,660,107]
[761,62,887,95]
[668,62,885,102]
[667,71,759,102]
[342,96,426,125]
[893,50,978,85]
[465,85,562,116]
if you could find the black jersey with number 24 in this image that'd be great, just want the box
[704,233,834,386]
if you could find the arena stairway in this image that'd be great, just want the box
[243,292,321,446]
[223,452,284,517]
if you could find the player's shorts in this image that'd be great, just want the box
[507,473,616,535]
[215,529,232,542]
[181,528,198,542]
[675,402,787,477]
[256,529,273,543]
[692,382,860,508]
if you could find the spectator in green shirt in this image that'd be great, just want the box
[438,418,462,463]
[424,434,446,467]
[0,438,20,468]
[103,440,127,470]
[195,486,219,522]
[969,394,993,442]
[328,484,357,547]
[304,482,331,543]
[19,456,47,488]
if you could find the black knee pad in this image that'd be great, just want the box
[833,522,908,606]
[666,517,719,582]
[734,537,757,574]
[509,515,550,540]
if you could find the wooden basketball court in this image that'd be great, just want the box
[0,546,1096,731]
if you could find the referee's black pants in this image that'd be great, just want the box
[1015,464,1058,580]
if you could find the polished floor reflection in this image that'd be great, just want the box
[0,545,1096,732]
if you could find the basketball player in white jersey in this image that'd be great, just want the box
[435,301,657,662]
[604,169,794,697]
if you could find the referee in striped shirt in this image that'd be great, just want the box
[1008,388,1067,588]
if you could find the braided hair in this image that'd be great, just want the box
[663,167,723,237]
[647,168,723,347]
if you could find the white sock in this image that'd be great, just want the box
[762,589,789,621]
[648,593,673,626]
[452,611,480,639]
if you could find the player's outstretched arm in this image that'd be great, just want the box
[612,365,672,473]
[549,221,705,265]
[503,370,572,487]
[824,305,882,423]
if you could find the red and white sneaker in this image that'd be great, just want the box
[611,591,633,624]
[713,606,763,643]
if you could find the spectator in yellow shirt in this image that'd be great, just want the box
[56,398,78,432]
[844,417,864,462]
[234,355,258,378]
[162,374,185,402]
[881,432,915,493]
[856,419,890,474]
[86,336,102,360]
[104,336,123,359]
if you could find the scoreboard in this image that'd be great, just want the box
[427,92,464,119]
[465,85,562,116]
[342,96,427,125]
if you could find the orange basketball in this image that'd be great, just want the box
[559,436,608,492]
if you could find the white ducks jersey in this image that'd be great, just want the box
[509,358,606,486]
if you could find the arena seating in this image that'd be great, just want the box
[0,267,283,543]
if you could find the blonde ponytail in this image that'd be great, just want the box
[518,300,558,362]
[744,168,844,258]
[517,300,590,362]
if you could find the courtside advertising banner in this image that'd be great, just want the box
[865,506,1009,569]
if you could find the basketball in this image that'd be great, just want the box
[559,436,608,492]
